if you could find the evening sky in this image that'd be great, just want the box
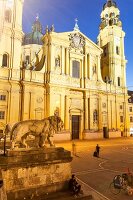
[22,0,133,88]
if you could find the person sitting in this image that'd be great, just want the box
[69,174,82,196]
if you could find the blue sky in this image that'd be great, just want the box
[23,0,133,88]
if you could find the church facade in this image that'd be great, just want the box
[0,0,130,140]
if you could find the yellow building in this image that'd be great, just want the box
[0,0,130,140]
[128,91,133,136]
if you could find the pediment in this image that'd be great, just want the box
[50,30,102,54]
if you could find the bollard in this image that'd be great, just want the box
[72,142,76,156]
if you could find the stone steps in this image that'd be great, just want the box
[31,191,93,200]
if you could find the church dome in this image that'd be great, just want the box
[22,15,43,45]
[103,0,117,10]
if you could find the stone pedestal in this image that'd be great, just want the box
[1,147,72,200]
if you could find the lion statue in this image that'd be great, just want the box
[5,116,64,150]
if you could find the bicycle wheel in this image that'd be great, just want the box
[109,182,121,195]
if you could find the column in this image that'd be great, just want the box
[84,54,87,88]
[0,54,2,67]
[81,59,84,88]
[65,48,69,75]
[61,46,65,74]
[98,95,102,130]
[50,44,55,71]
[65,95,69,130]
[88,54,91,79]
[97,55,102,81]
[84,97,88,130]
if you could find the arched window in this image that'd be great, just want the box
[130,117,133,123]
[2,54,8,67]
[109,19,113,26]
[72,60,80,78]
[5,9,12,23]
[116,46,119,55]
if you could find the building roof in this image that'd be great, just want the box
[22,16,43,45]
[103,0,117,11]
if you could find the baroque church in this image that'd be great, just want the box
[0,0,130,140]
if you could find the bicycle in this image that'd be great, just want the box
[109,174,128,195]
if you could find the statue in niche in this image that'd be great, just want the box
[5,115,64,150]
[55,56,60,67]
[92,64,96,74]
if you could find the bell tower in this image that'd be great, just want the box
[0,0,24,70]
[97,0,127,87]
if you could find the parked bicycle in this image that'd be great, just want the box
[109,174,129,195]
[109,168,133,196]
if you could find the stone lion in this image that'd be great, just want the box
[5,116,64,150]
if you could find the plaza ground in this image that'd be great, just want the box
[1,137,133,199]
[56,137,133,200]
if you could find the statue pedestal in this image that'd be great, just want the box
[1,147,72,200]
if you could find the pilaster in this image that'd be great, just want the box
[64,95,69,130]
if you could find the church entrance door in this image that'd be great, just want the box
[72,115,80,140]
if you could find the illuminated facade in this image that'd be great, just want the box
[0,0,130,140]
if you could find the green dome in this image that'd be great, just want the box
[22,16,43,45]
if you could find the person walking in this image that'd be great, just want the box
[96,144,100,157]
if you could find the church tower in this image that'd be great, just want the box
[97,0,127,87]
[0,0,24,70]
[0,0,24,130]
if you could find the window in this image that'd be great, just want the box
[130,117,133,123]
[26,55,30,65]
[5,9,12,23]
[110,12,115,18]
[2,54,8,67]
[103,47,107,56]
[129,107,132,112]
[103,44,108,57]
[120,105,123,110]
[93,110,98,123]
[118,77,120,86]
[109,19,113,26]
[0,111,5,119]
[120,116,123,123]
[128,98,132,103]
[0,95,6,101]
[72,60,80,78]
[116,46,119,55]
